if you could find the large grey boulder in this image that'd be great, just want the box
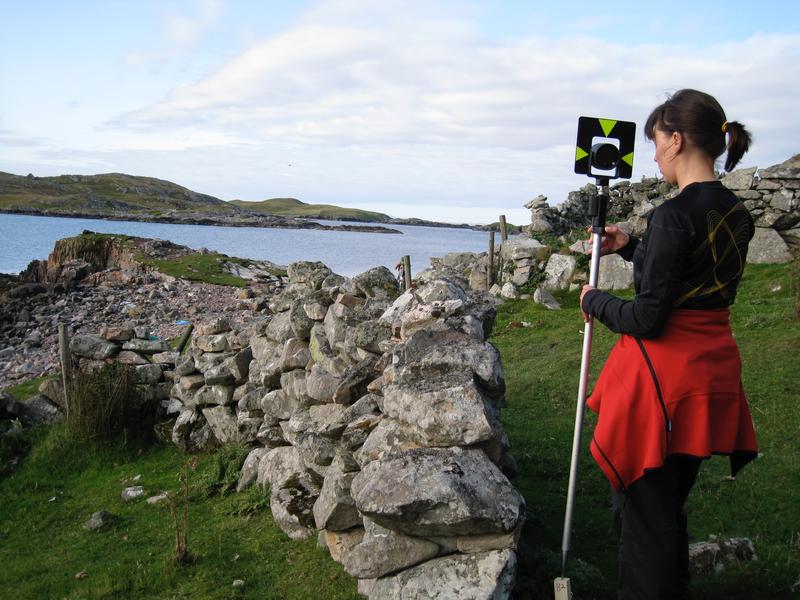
[747,227,793,263]
[499,238,549,261]
[289,297,316,340]
[280,338,311,372]
[688,537,756,576]
[341,518,439,579]
[382,376,497,447]
[312,464,361,532]
[260,388,295,423]
[192,334,230,353]
[286,261,332,291]
[194,384,235,406]
[258,446,321,540]
[123,338,171,354]
[597,253,634,289]
[19,394,63,426]
[721,167,757,191]
[236,447,271,492]
[542,254,576,290]
[353,266,400,299]
[351,447,524,537]
[265,311,295,344]
[368,549,517,600]
[69,334,119,359]
[134,364,163,384]
[201,405,238,444]
[306,364,343,404]
[392,329,504,398]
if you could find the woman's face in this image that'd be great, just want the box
[653,128,678,184]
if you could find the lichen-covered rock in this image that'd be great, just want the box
[747,227,793,263]
[368,549,517,600]
[265,310,295,344]
[69,334,119,359]
[236,447,271,492]
[194,384,235,406]
[286,261,332,291]
[341,518,439,579]
[354,418,420,466]
[597,253,634,290]
[352,447,524,537]
[258,446,321,539]
[195,317,232,336]
[289,297,316,340]
[202,405,238,444]
[352,320,392,354]
[382,376,497,447]
[260,388,295,424]
[353,266,400,299]
[306,364,343,403]
[312,464,361,532]
[280,338,311,372]
[542,254,576,290]
[392,329,504,398]
[122,338,171,354]
[688,537,757,576]
[499,238,549,261]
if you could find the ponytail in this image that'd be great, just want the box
[723,120,752,172]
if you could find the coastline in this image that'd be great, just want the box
[0,208,402,234]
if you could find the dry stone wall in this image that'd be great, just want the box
[449,155,799,303]
[87,261,523,599]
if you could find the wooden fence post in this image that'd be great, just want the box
[58,323,71,420]
[176,324,195,354]
[401,255,412,291]
[499,215,508,243]
[488,228,495,287]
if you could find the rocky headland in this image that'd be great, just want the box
[0,172,400,234]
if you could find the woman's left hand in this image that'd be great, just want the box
[580,284,595,323]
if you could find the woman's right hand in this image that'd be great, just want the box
[586,224,630,256]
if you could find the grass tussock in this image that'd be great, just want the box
[66,363,154,444]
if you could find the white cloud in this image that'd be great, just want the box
[12,1,800,223]
[123,0,227,67]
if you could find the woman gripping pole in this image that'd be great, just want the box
[579,89,759,599]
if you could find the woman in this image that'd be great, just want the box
[579,89,759,599]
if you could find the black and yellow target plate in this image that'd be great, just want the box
[574,116,635,179]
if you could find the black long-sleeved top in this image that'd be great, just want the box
[582,180,754,338]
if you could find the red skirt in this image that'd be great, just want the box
[587,308,758,491]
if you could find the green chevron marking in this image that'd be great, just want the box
[599,118,617,136]
[621,151,634,166]
[575,146,589,161]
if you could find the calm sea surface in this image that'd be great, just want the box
[0,214,504,277]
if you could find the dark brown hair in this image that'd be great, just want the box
[644,89,751,172]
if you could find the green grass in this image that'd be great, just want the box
[492,261,800,599]
[230,198,392,223]
[137,254,251,287]
[4,376,46,401]
[1,262,795,599]
[0,429,358,599]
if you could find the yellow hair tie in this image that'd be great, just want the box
[721,121,729,133]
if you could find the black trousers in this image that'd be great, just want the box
[612,454,702,600]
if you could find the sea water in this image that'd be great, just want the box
[0,213,505,277]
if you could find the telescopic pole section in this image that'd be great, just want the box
[561,177,610,576]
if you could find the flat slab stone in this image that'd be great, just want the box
[368,549,517,600]
[351,447,524,537]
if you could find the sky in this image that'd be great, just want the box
[1,1,799,225]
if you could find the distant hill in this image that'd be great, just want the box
[0,171,241,217]
[230,198,392,223]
